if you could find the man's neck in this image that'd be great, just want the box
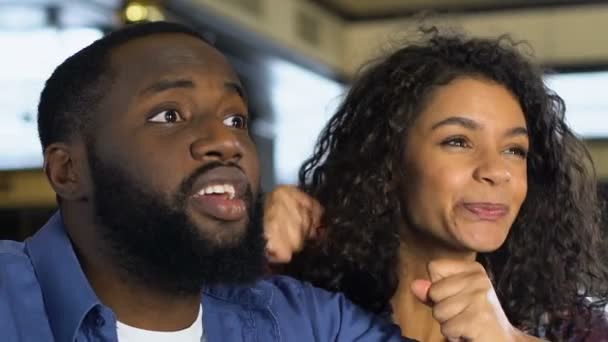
[84,259,201,331]
[391,225,476,341]
[63,206,202,332]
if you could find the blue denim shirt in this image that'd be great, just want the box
[0,212,413,342]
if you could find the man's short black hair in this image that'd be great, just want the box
[37,21,211,150]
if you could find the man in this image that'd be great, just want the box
[0,21,412,341]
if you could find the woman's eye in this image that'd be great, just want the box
[149,109,184,123]
[223,114,248,129]
[505,146,528,158]
[442,137,470,148]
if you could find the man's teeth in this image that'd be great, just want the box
[198,184,236,199]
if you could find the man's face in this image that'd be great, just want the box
[86,33,265,293]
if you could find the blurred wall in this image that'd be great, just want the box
[344,5,608,74]
[179,1,608,76]
[169,0,345,79]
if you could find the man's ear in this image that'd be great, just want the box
[43,142,88,201]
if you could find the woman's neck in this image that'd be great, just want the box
[391,226,476,341]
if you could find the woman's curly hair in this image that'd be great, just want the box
[286,27,608,340]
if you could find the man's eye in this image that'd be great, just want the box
[223,114,248,129]
[149,109,183,123]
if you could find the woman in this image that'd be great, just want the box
[264,28,608,341]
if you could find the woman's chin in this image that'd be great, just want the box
[450,223,510,253]
[459,236,506,253]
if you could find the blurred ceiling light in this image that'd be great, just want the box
[125,2,147,22]
[124,1,164,23]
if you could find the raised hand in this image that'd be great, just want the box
[411,259,541,342]
[263,185,323,263]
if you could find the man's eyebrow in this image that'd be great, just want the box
[431,116,480,130]
[224,81,247,103]
[139,78,195,97]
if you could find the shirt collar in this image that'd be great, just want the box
[25,211,100,342]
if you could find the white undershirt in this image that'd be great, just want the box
[116,305,204,342]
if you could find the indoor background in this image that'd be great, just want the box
[1,0,608,239]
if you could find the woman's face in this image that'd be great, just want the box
[400,77,528,252]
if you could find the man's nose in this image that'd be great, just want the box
[189,119,243,164]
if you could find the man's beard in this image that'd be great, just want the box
[87,149,267,296]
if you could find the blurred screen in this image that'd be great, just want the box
[0,27,102,170]
[266,59,344,184]
[545,70,608,138]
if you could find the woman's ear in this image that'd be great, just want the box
[43,142,87,201]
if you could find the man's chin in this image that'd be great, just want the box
[187,211,250,247]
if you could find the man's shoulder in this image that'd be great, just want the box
[204,275,335,312]
[206,277,408,340]
[259,275,339,304]
[207,275,376,321]
[244,276,408,341]
[257,275,357,316]
[204,275,302,303]
[258,274,310,295]
[223,275,332,300]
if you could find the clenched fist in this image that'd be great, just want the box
[412,259,541,342]
[263,185,323,263]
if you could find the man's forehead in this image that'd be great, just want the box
[108,33,237,88]
[110,33,228,73]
